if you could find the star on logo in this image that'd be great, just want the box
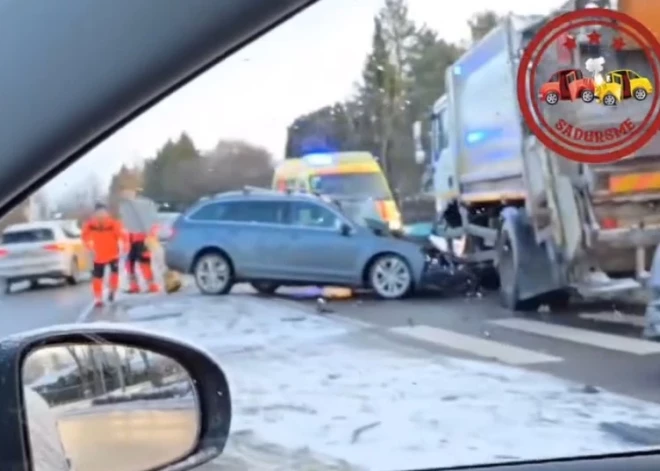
[562,35,577,51]
[587,30,602,45]
[612,36,626,51]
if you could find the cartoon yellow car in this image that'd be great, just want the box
[595,69,653,106]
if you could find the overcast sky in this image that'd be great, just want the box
[43,0,561,200]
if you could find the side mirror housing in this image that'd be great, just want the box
[2,323,232,471]
[340,223,352,236]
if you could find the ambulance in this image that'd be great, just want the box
[272,151,403,230]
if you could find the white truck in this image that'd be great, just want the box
[412,1,660,311]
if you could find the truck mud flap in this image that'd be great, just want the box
[497,207,567,309]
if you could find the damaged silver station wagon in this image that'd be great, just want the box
[164,188,471,299]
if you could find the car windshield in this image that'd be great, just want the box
[13,1,660,470]
[309,172,392,199]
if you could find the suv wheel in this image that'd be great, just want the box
[250,281,280,295]
[193,252,233,295]
[369,254,412,300]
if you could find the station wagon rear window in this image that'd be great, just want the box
[189,201,287,224]
[2,228,55,244]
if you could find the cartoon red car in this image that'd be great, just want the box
[539,69,595,105]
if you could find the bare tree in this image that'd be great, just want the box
[66,346,91,397]
[163,139,275,203]
[53,173,107,222]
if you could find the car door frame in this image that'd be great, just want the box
[611,73,625,102]
[193,198,291,280]
[230,198,294,280]
[566,71,579,101]
[283,199,362,284]
[621,70,632,98]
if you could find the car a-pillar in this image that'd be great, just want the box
[495,207,571,312]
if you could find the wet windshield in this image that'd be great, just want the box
[13,0,660,470]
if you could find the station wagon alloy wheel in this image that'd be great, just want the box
[194,253,233,295]
[369,254,412,300]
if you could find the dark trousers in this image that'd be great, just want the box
[126,240,150,274]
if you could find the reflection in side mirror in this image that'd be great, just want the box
[340,223,352,236]
[413,121,425,164]
[24,343,199,471]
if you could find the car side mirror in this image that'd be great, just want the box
[340,223,352,236]
[2,323,232,471]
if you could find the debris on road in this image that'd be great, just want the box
[350,421,381,444]
[316,297,333,314]
[116,295,660,470]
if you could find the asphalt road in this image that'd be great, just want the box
[275,290,660,403]
[0,279,92,336]
[13,281,660,470]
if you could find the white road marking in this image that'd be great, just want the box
[579,312,646,328]
[390,325,563,365]
[491,318,660,355]
[326,315,376,330]
[76,301,96,323]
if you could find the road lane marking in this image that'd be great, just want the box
[76,301,96,323]
[579,312,646,327]
[490,318,660,355]
[390,325,563,365]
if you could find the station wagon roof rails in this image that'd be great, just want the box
[242,185,301,196]
[241,185,289,195]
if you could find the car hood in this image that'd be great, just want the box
[115,294,660,471]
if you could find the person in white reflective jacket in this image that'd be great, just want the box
[24,387,72,471]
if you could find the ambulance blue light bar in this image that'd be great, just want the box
[302,153,335,166]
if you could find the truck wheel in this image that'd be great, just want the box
[603,94,617,106]
[496,221,541,312]
[545,92,559,105]
[581,89,595,103]
[633,88,647,101]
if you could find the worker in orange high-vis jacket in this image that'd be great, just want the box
[125,226,160,294]
[82,202,128,307]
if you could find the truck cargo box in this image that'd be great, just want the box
[619,0,660,41]
[450,24,525,195]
